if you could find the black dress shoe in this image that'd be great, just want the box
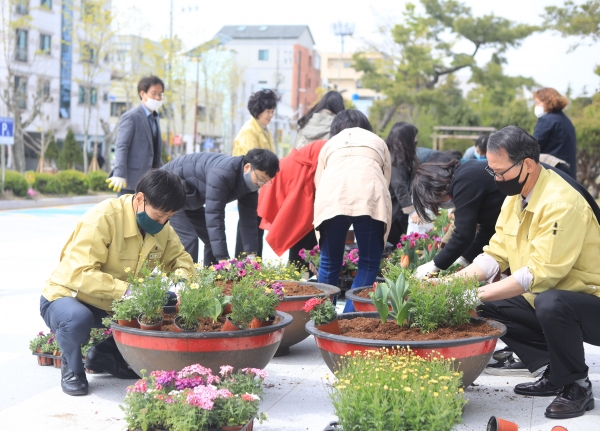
[61,358,88,396]
[545,380,594,419]
[514,367,562,397]
[84,348,139,379]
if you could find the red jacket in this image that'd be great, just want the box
[258,140,327,256]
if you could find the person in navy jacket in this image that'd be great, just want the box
[533,87,577,179]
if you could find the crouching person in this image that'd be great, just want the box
[458,126,600,419]
[40,169,195,396]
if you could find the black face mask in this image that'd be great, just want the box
[495,163,529,196]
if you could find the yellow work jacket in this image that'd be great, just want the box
[484,167,600,308]
[42,195,195,311]
[232,117,275,156]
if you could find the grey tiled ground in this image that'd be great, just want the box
[1,202,599,430]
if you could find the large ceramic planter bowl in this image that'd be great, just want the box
[306,312,506,387]
[112,311,293,375]
[274,281,340,356]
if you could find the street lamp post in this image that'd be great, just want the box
[331,21,355,92]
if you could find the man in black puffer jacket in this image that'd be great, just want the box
[162,149,279,265]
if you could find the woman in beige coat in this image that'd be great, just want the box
[314,110,392,311]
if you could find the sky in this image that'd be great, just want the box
[113,0,599,98]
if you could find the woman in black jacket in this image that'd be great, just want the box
[162,149,279,265]
[386,122,419,245]
[533,87,577,178]
[411,159,506,278]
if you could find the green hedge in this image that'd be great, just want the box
[56,170,90,195]
[33,172,62,194]
[2,170,28,197]
[88,170,109,192]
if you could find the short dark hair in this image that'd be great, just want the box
[475,134,489,154]
[411,159,461,223]
[330,109,372,137]
[297,91,345,129]
[138,76,165,100]
[487,126,540,163]
[247,89,279,118]
[244,149,280,178]
[136,169,186,212]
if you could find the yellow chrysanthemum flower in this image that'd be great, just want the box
[124,267,131,273]
[190,283,199,289]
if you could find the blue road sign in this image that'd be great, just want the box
[0,117,14,145]
[204,138,214,149]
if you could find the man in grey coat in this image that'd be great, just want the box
[162,149,279,265]
[106,76,165,195]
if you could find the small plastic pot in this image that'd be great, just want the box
[173,316,199,333]
[117,318,140,329]
[316,318,341,335]
[221,317,241,332]
[222,303,233,316]
[551,427,569,431]
[250,316,276,329]
[487,416,519,431]
[137,314,163,331]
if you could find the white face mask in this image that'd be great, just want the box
[534,105,546,118]
[144,96,163,112]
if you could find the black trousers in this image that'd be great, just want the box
[169,207,217,265]
[387,214,409,247]
[235,216,263,259]
[478,290,600,387]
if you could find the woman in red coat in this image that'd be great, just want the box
[258,140,327,267]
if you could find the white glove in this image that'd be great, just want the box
[415,260,439,279]
[454,256,470,268]
[106,176,127,192]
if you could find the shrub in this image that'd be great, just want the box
[330,348,466,431]
[88,170,109,191]
[2,170,28,196]
[56,170,90,195]
[57,128,83,170]
[33,173,62,194]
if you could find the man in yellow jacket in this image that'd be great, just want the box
[40,169,195,396]
[458,126,600,419]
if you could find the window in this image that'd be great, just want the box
[356,79,363,89]
[78,86,85,104]
[15,30,28,62]
[196,106,205,121]
[110,102,127,117]
[37,78,51,100]
[79,86,97,104]
[16,0,28,14]
[81,44,98,63]
[90,87,97,105]
[343,61,352,68]
[15,76,27,110]
[41,0,52,9]
[103,92,108,102]
[39,34,51,55]
[258,49,269,61]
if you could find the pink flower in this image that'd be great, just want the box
[219,365,234,376]
[237,270,246,277]
[303,297,323,313]
[127,379,147,393]
[299,249,306,259]
[253,262,261,271]
[186,385,219,410]
[309,250,316,256]
[241,393,255,402]
[242,368,268,379]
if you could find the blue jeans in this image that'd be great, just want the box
[317,215,385,313]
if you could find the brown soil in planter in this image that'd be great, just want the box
[162,313,226,332]
[160,313,281,332]
[282,281,323,296]
[216,280,234,295]
[339,317,502,341]
[355,289,374,299]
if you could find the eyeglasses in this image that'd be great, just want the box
[146,91,163,99]
[485,160,522,181]
[252,168,272,186]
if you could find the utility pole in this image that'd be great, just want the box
[193,57,200,153]
[331,22,355,92]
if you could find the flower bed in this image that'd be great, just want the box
[121,363,268,431]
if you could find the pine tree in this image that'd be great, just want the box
[58,128,83,170]
[44,131,60,163]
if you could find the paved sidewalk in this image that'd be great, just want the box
[0,193,114,211]
[1,202,599,430]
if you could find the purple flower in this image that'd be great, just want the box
[299,249,306,259]
[238,270,247,277]
[38,331,44,336]
[236,261,245,269]
[313,245,320,252]
[309,250,316,256]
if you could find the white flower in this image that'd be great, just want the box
[174,268,185,277]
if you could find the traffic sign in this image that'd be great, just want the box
[0,117,14,145]
[204,138,214,149]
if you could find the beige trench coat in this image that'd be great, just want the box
[314,127,392,241]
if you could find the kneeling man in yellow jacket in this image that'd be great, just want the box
[40,169,195,396]
[458,126,600,419]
